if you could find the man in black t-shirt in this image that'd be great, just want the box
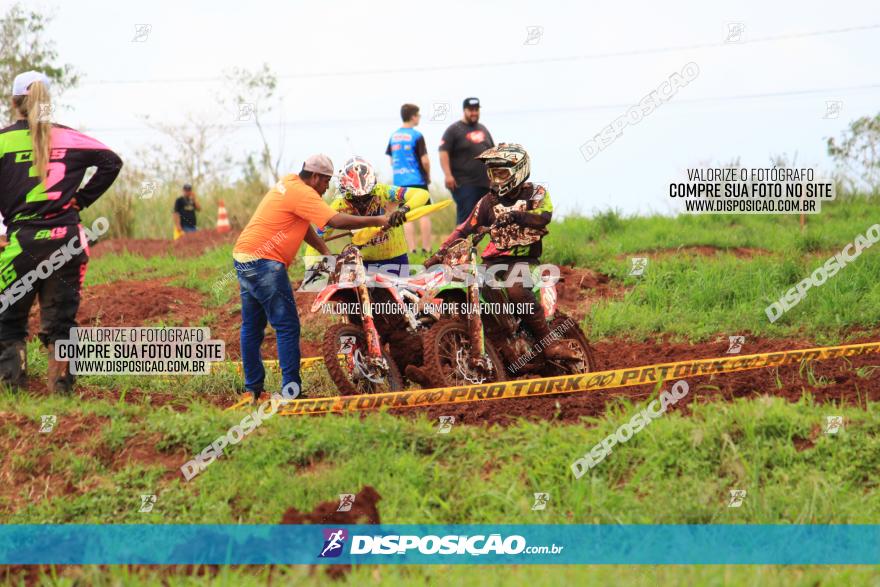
[173,183,200,234]
[439,97,495,224]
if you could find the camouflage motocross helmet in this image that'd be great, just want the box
[477,143,530,197]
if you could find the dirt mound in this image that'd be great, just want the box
[398,334,880,427]
[25,279,205,332]
[556,266,624,320]
[281,485,381,525]
[1,412,98,512]
[19,277,232,407]
[79,279,205,327]
[0,411,189,515]
[97,432,187,478]
[90,230,239,260]
[0,565,43,587]
[281,486,381,579]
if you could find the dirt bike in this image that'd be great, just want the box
[309,237,448,395]
[418,228,596,388]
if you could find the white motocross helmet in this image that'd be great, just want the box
[338,156,377,199]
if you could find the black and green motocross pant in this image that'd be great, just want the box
[0,224,89,372]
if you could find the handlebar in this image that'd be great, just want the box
[323,231,353,243]
[471,226,491,246]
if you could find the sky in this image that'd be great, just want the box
[19,0,880,216]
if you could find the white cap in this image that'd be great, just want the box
[12,71,51,97]
[303,153,334,176]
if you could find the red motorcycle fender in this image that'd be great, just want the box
[312,285,341,312]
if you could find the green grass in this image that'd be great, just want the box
[6,563,877,586]
[3,194,880,585]
[539,194,880,342]
[3,391,877,525]
[84,244,235,291]
[2,390,878,583]
[585,250,880,342]
[543,194,879,268]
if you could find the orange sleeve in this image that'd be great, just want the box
[289,183,337,229]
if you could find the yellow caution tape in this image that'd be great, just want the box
[271,341,880,416]
[228,356,327,376]
[225,396,252,411]
[224,356,332,410]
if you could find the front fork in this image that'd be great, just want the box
[466,248,493,376]
[350,258,388,377]
[356,281,383,359]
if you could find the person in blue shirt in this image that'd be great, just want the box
[386,104,432,255]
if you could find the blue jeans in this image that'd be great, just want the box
[182,225,197,233]
[234,259,301,394]
[452,185,488,225]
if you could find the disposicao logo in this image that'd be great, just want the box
[318,528,348,558]
[318,531,563,558]
[349,533,528,555]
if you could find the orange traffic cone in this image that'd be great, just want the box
[216,200,231,233]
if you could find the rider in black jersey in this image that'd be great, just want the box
[0,71,122,392]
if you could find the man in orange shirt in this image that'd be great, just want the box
[233,154,403,402]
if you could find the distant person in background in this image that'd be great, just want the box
[173,183,200,235]
[0,71,122,393]
[439,97,495,224]
[387,103,432,255]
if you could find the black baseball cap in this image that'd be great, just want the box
[463,97,480,109]
[183,183,192,190]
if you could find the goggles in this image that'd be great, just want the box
[487,167,512,183]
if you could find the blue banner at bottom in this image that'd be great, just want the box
[0,525,877,565]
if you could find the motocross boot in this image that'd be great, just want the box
[522,313,580,362]
[404,364,433,388]
[542,339,581,361]
[47,343,75,394]
[0,340,27,390]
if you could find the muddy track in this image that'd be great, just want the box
[90,230,240,260]
[25,278,205,334]
[389,334,880,426]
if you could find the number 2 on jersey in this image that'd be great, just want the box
[25,161,65,202]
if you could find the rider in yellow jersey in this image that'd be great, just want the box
[305,156,429,274]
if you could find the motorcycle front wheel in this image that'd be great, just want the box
[420,319,507,388]
[322,323,404,396]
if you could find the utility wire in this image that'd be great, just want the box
[77,24,880,86]
[83,82,880,133]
